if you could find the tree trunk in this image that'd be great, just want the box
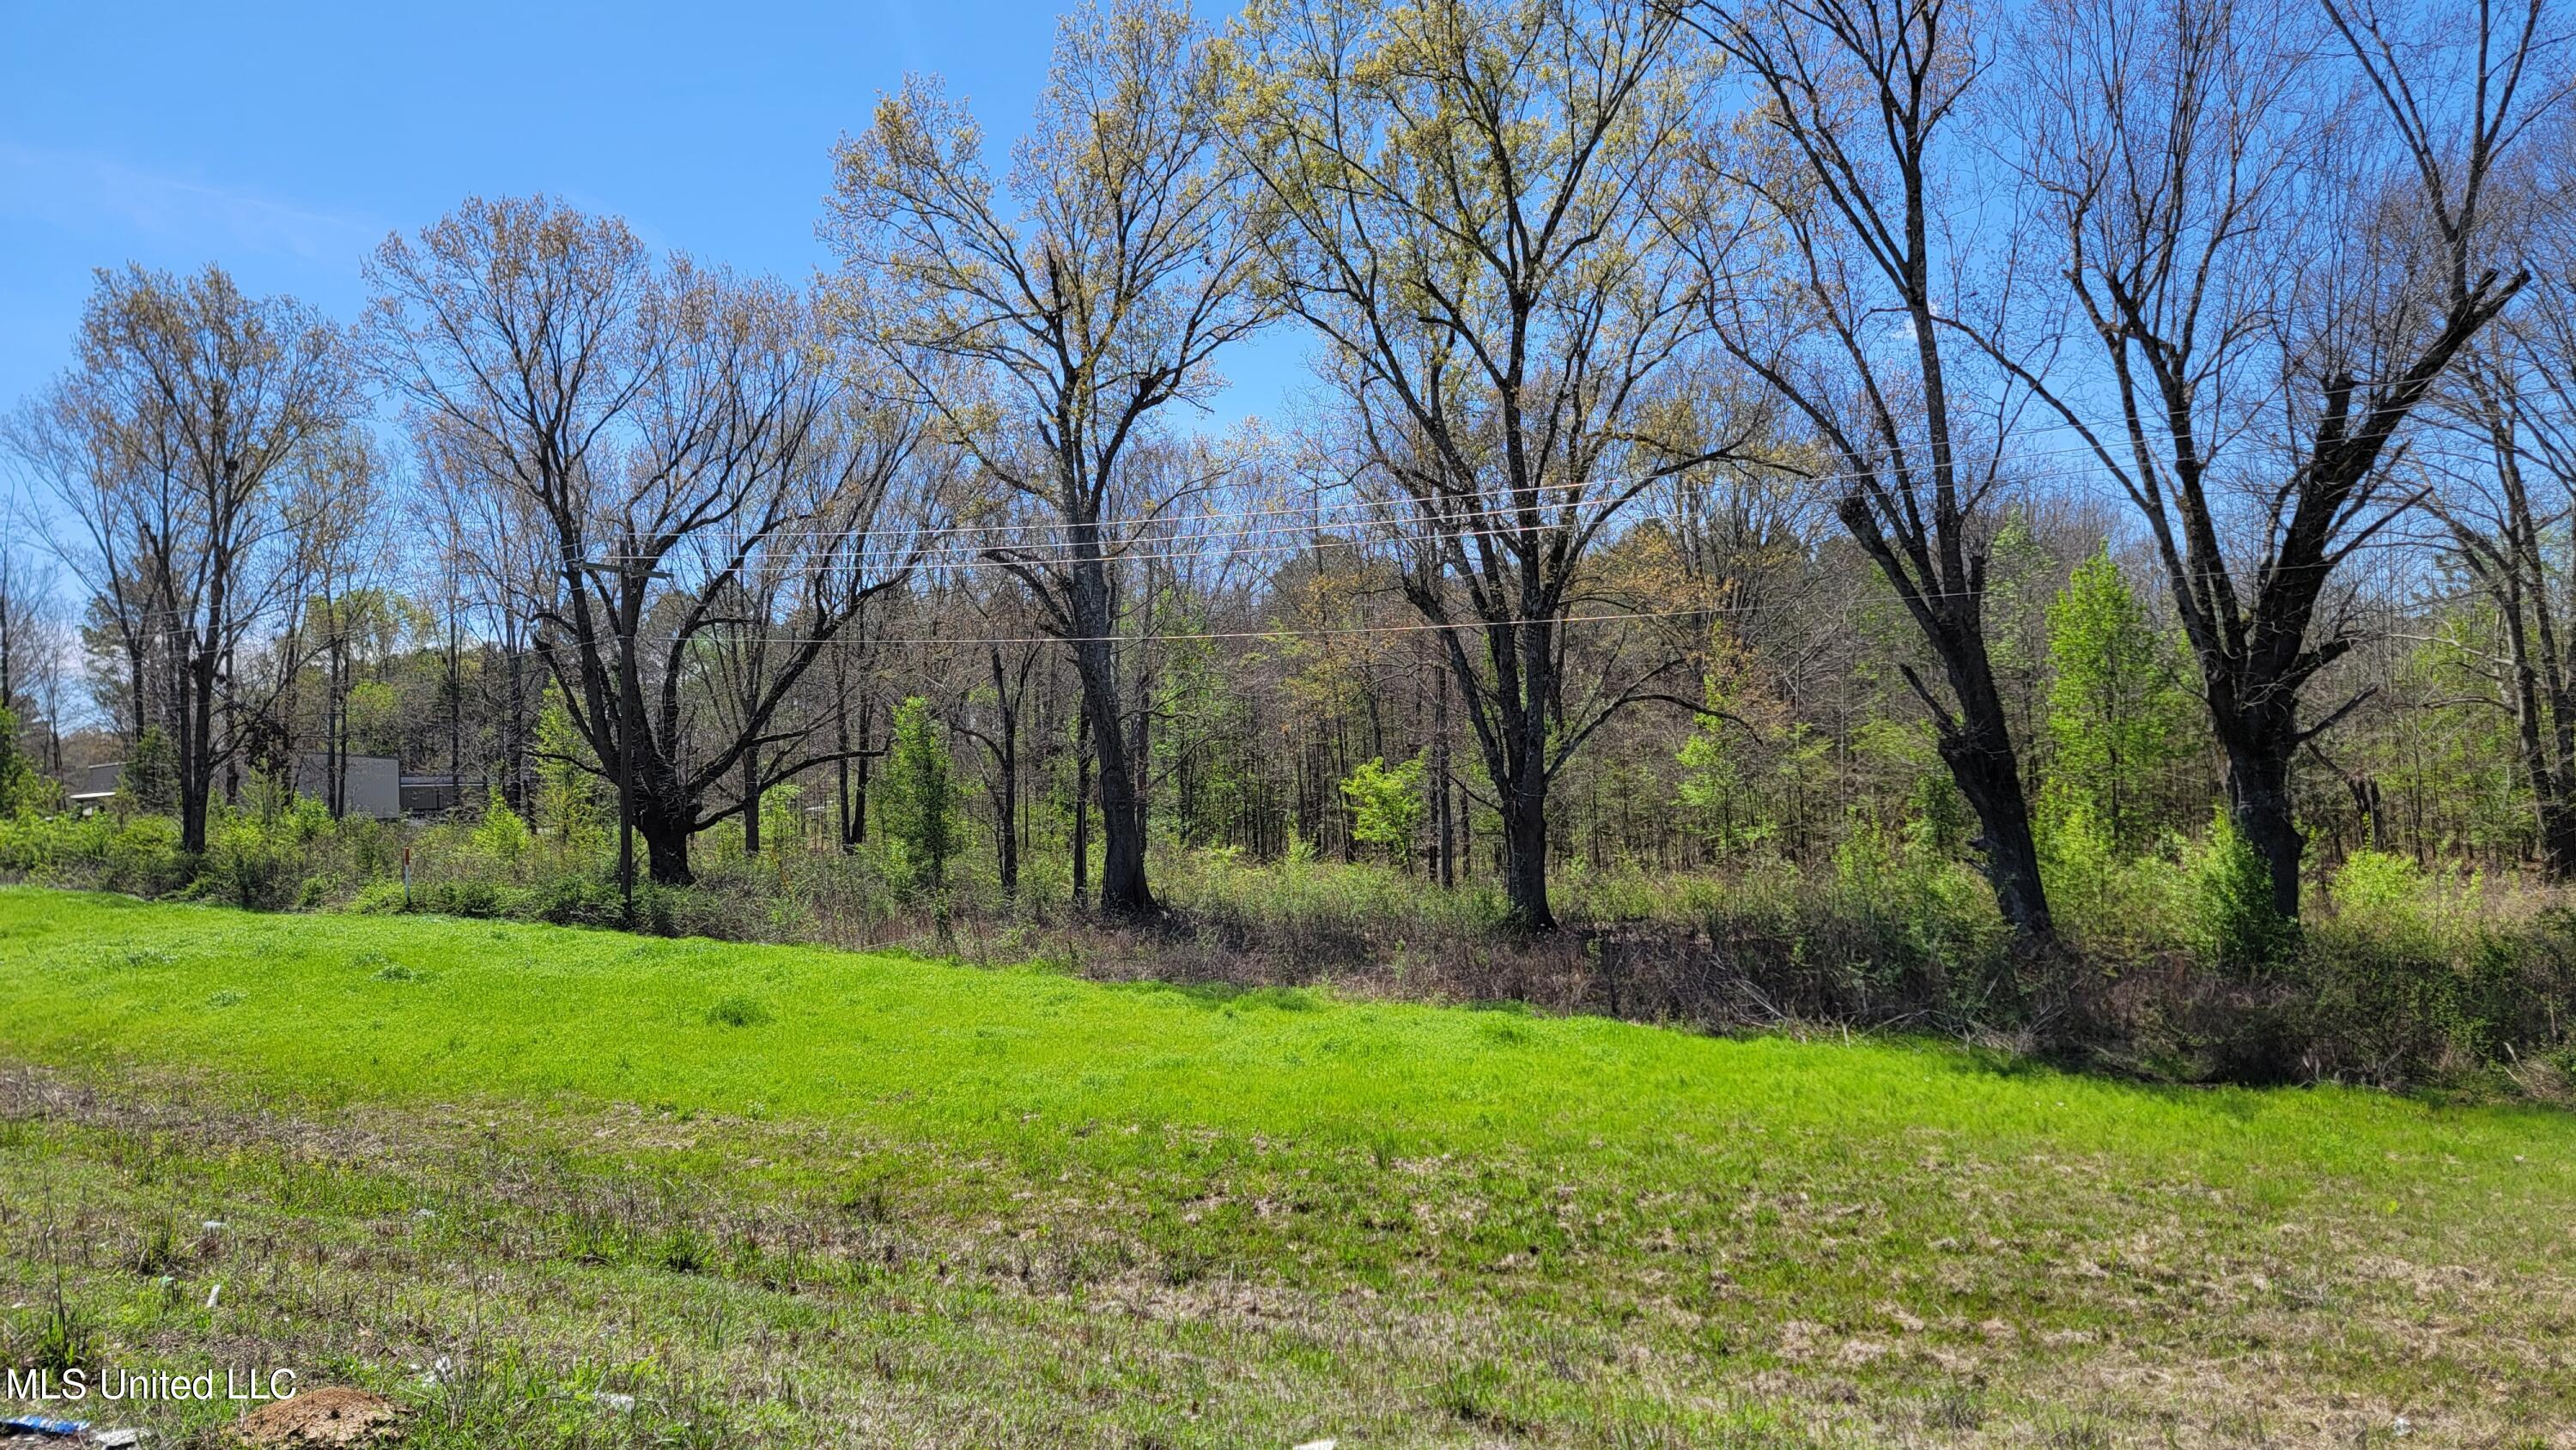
[1935,670,2053,940]
[852,700,872,846]
[991,648,1019,901]
[1499,771,1552,931]
[742,749,762,855]
[1074,629,1153,916]
[834,688,854,852]
[637,784,696,886]
[1943,733,2050,939]
[1072,709,1093,909]
[447,608,465,804]
[1434,663,1455,889]
[505,646,528,813]
[642,821,694,887]
[2540,799,2576,883]
[179,641,217,855]
[2218,721,2303,919]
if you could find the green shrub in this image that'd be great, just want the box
[2287,858,2553,1084]
[472,788,533,868]
[2187,813,2297,973]
[200,810,307,911]
[1340,755,1428,867]
[0,811,190,896]
[2038,804,2194,953]
[529,871,623,926]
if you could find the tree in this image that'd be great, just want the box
[2044,548,2196,852]
[2007,0,2549,916]
[951,641,1042,899]
[9,264,356,852]
[882,695,961,896]
[1224,0,1746,929]
[2425,161,2576,877]
[1679,0,2059,937]
[367,197,933,884]
[285,431,395,818]
[532,695,605,852]
[0,503,70,777]
[118,725,177,815]
[826,0,1271,917]
[0,707,48,816]
[1340,754,1428,868]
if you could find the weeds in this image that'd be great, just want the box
[6,798,2574,1089]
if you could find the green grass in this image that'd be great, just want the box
[1,887,2573,1447]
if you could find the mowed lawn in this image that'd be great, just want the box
[0,889,2572,1447]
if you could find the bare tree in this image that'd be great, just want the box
[2423,160,2576,875]
[285,429,395,817]
[368,198,933,885]
[8,265,355,852]
[825,0,1272,917]
[417,413,555,811]
[0,499,59,725]
[1680,0,2058,937]
[1225,0,1746,930]
[2006,0,2553,917]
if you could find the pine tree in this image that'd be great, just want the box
[2044,548,2196,853]
[884,697,959,897]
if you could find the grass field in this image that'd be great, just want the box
[0,887,2571,1447]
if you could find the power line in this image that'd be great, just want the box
[585,429,2168,559]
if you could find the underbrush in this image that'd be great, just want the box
[2,799,2570,1095]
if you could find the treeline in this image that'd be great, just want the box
[0,0,2568,957]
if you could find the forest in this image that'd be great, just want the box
[2,0,2571,1089]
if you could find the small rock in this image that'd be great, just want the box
[1293,1441,1338,1450]
[94,1431,148,1449]
[594,1393,635,1414]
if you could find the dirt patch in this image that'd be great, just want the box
[232,1387,405,1447]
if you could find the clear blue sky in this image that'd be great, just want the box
[0,0,1303,428]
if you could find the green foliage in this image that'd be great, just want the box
[2036,799,2192,951]
[2288,855,2555,1084]
[2187,811,2299,972]
[1821,810,2013,1016]
[201,808,306,910]
[0,707,55,817]
[1152,610,1255,850]
[533,697,605,851]
[473,787,532,867]
[1340,754,1427,866]
[1675,645,1771,858]
[117,726,177,815]
[2043,548,2196,852]
[0,811,187,895]
[2330,849,2429,936]
[881,696,959,897]
[759,781,805,853]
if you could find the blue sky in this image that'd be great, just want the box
[0,0,1304,428]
